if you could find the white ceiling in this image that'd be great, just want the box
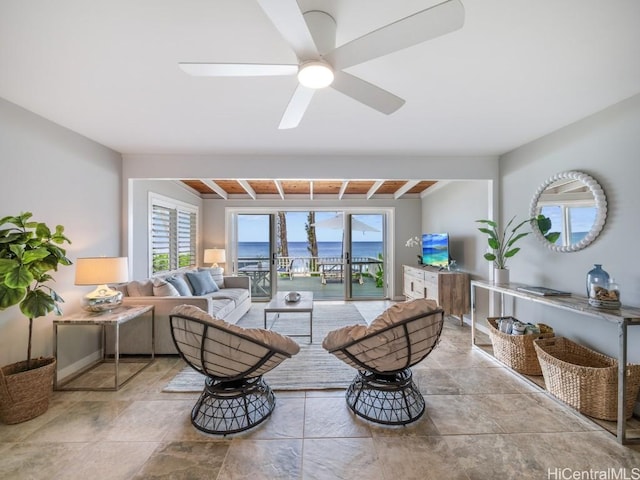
[1,0,639,157]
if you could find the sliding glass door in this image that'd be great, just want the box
[235,214,275,299]
[346,213,386,300]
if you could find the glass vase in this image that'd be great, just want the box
[586,264,610,298]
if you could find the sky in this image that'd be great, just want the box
[237,211,383,242]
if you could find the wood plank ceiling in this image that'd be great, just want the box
[181,179,437,200]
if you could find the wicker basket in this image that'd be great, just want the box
[534,337,640,421]
[0,357,56,425]
[487,317,554,375]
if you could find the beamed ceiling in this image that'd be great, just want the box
[181,179,438,200]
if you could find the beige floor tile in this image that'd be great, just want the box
[302,437,385,480]
[303,396,372,438]
[216,438,302,480]
[0,442,87,480]
[375,436,470,480]
[132,441,229,479]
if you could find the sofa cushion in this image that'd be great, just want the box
[209,288,249,307]
[152,278,181,297]
[166,275,193,296]
[186,270,219,295]
[127,279,154,297]
[209,299,235,319]
[199,267,224,288]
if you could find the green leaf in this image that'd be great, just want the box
[476,219,497,228]
[35,222,51,239]
[477,227,497,239]
[487,238,500,249]
[0,283,26,309]
[483,253,496,262]
[23,247,51,264]
[5,264,34,288]
[536,215,552,234]
[545,232,561,243]
[0,258,19,274]
[504,247,521,258]
[506,232,529,247]
[20,289,55,319]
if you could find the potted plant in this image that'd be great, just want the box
[0,212,72,424]
[476,214,559,284]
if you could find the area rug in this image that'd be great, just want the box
[163,303,366,391]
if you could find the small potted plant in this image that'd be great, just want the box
[0,212,72,424]
[476,214,559,284]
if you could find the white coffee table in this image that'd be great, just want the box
[264,291,314,342]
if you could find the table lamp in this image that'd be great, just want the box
[204,248,226,271]
[75,257,129,312]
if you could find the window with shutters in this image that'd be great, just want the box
[149,194,198,275]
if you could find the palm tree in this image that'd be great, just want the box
[305,212,318,273]
[277,211,289,257]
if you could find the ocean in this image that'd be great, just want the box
[238,241,383,259]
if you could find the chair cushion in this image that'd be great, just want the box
[209,299,235,319]
[322,299,442,372]
[152,278,181,297]
[127,279,154,297]
[166,275,193,296]
[186,270,219,295]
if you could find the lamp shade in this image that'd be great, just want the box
[75,257,129,285]
[204,248,226,265]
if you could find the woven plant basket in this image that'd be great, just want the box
[487,317,554,375]
[0,357,56,424]
[534,337,640,421]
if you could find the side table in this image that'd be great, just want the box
[53,304,155,391]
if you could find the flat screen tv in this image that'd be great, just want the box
[422,233,450,267]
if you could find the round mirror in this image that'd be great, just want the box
[529,171,607,252]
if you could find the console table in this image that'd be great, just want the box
[470,280,640,444]
[53,304,155,391]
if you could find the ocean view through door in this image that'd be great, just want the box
[234,210,387,301]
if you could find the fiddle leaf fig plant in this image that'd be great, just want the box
[0,212,72,370]
[476,214,559,269]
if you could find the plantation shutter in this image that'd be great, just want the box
[150,198,197,274]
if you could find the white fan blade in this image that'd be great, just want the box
[325,0,465,70]
[256,0,319,60]
[278,84,315,129]
[179,63,297,77]
[331,71,405,115]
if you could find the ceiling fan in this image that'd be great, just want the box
[179,0,465,129]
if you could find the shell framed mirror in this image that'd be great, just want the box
[529,171,607,252]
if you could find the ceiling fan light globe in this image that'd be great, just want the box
[297,62,334,89]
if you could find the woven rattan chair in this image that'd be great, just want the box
[169,305,300,434]
[323,299,444,425]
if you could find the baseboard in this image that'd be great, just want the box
[57,350,102,383]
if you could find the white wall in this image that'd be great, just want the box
[496,93,640,363]
[0,98,122,369]
[128,180,203,280]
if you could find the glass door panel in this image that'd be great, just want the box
[347,213,386,299]
[236,214,274,299]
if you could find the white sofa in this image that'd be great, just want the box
[114,268,251,354]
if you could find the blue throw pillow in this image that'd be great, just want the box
[165,275,193,296]
[186,270,219,295]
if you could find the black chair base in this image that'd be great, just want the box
[191,376,275,434]
[345,369,425,425]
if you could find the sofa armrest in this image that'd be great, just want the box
[223,276,251,290]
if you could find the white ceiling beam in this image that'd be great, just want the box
[338,181,349,200]
[367,180,384,199]
[274,180,285,199]
[394,180,420,199]
[309,181,314,200]
[237,180,257,200]
[200,179,228,200]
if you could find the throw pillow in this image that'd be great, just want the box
[127,279,154,297]
[199,267,224,288]
[152,278,180,297]
[186,270,219,295]
[165,275,193,296]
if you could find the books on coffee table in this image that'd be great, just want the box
[516,286,571,297]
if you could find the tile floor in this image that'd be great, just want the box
[1,301,639,479]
